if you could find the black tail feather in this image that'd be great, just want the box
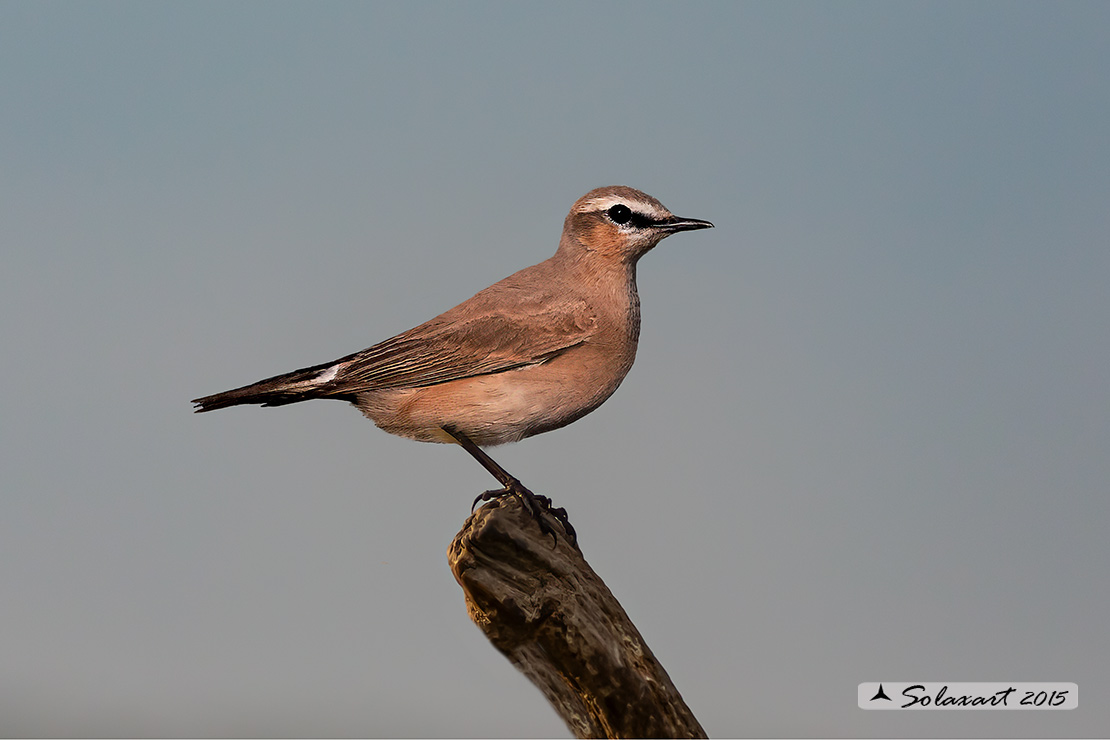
[192,361,339,413]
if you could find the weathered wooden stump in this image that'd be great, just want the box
[447,496,707,739]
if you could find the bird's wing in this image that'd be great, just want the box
[323,301,598,393]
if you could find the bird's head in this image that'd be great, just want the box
[560,185,713,262]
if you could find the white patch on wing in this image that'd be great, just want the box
[314,365,339,384]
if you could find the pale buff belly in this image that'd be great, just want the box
[353,356,629,446]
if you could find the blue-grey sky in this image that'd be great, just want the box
[2,2,1107,737]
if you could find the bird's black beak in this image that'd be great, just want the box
[657,216,714,233]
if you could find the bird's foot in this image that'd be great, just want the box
[471,478,577,547]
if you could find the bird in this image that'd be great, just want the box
[193,185,713,542]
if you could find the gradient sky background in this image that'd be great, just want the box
[2,2,1108,737]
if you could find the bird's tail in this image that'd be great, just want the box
[192,360,342,412]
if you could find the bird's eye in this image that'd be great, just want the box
[607,204,632,224]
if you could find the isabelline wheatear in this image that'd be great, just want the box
[193,186,713,540]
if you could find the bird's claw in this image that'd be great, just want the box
[470,479,577,548]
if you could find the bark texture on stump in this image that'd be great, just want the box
[447,497,707,739]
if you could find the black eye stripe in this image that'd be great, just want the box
[627,211,659,228]
[606,204,662,229]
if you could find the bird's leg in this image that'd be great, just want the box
[441,426,576,545]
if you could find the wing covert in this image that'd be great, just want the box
[322,303,597,393]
